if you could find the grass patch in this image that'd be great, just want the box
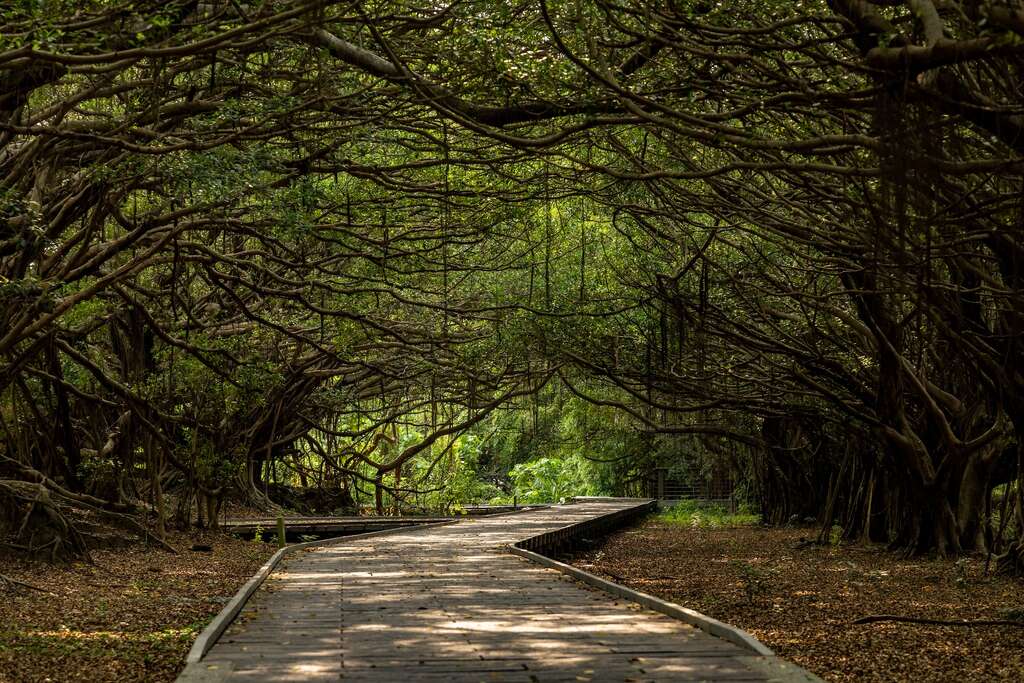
[655,500,759,528]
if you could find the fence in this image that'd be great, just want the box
[645,467,735,505]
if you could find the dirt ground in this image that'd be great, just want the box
[3,518,1023,682]
[562,519,1024,682]
[0,531,273,683]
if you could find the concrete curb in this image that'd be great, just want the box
[176,660,233,683]
[509,544,772,655]
[507,501,824,683]
[739,655,824,683]
[183,520,456,667]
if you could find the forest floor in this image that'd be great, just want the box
[561,511,1024,682]
[0,530,273,683]
[5,510,1023,682]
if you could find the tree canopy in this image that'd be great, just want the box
[2,0,1023,567]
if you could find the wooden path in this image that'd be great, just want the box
[182,500,816,682]
[222,507,547,537]
[221,516,455,537]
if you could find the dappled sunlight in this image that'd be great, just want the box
[197,502,774,681]
[446,615,660,634]
[27,627,195,642]
[289,662,333,674]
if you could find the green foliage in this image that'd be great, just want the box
[504,454,605,504]
[7,0,1019,565]
[656,500,759,528]
[403,433,505,512]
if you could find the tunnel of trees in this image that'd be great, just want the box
[1,0,1023,569]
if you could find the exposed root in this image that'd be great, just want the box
[0,479,92,563]
[0,477,177,561]
[853,614,1024,627]
[995,540,1024,575]
[0,573,53,595]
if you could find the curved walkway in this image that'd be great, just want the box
[179,500,817,682]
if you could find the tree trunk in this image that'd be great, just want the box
[374,471,384,515]
[957,451,996,552]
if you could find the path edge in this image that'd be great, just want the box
[509,543,773,655]
[183,520,456,667]
[507,501,824,682]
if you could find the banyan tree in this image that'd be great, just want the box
[1,0,1022,567]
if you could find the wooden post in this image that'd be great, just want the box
[277,513,286,549]
[656,468,666,500]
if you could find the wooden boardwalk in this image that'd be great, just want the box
[182,500,815,682]
[222,507,547,537]
[221,516,455,537]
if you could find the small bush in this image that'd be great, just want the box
[953,558,969,588]
[731,560,775,604]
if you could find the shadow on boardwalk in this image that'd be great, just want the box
[179,500,818,682]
